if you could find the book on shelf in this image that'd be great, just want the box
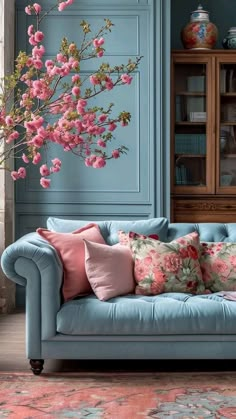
[220,69,227,93]
[228,69,235,92]
[175,95,182,122]
[187,76,205,92]
[189,112,206,122]
[175,134,206,154]
[186,97,205,120]
[175,165,188,185]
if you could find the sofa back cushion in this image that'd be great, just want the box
[167,223,236,243]
[37,223,106,301]
[46,217,169,245]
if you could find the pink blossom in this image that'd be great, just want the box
[50,166,61,173]
[72,74,80,83]
[32,152,42,165]
[27,25,34,36]
[6,131,19,143]
[72,86,80,97]
[40,177,51,188]
[33,59,43,70]
[77,99,87,108]
[31,135,44,147]
[56,53,67,63]
[22,153,30,164]
[97,139,106,148]
[92,157,106,168]
[34,31,44,43]
[93,37,105,48]
[29,35,37,46]
[26,58,34,67]
[97,126,106,135]
[25,6,32,15]
[40,164,50,176]
[121,73,133,85]
[11,171,19,181]
[108,122,117,131]
[112,149,120,159]
[90,75,100,85]
[98,114,107,123]
[105,79,114,90]
[45,59,54,69]
[51,158,62,167]
[5,116,13,126]
[32,45,45,59]
[97,50,104,58]
[33,3,42,14]
[17,167,27,179]
[71,60,79,69]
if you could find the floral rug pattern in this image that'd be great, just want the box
[0,372,236,418]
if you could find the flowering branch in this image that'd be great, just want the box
[0,0,141,188]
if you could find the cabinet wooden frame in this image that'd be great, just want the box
[171,50,236,223]
[171,51,215,195]
[215,53,236,195]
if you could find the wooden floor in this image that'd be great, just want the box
[1,310,236,373]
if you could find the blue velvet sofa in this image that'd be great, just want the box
[2,217,236,375]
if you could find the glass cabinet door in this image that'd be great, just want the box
[217,58,236,192]
[172,56,213,194]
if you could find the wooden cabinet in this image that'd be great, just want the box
[171,50,236,222]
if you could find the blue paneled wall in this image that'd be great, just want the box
[15,0,170,239]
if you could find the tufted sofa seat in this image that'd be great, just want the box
[2,218,236,374]
[57,293,236,335]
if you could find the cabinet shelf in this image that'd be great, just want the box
[221,93,236,97]
[222,154,236,158]
[176,91,206,96]
[175,154,206,160]
[175,121,206,126]
[221,121,236,125]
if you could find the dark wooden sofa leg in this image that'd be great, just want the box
[30,359,44,375]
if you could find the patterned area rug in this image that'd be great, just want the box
[1,371,236,418]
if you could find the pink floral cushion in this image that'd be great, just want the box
[129,231,205,295]
[36,223,106,301]
[200,242,236,292]
[118,230,159,246]
[84,240,135,301]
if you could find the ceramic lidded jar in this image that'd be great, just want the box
[222,27,236,49]
[181,4,218,50]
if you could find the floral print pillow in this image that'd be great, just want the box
[118,230,159,246]
[200,242,236,292]
[129,231,205,295]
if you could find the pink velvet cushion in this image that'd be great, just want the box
[84,240,135,301]
[129,231,205,295]
[200,242,236,291]
[36,223,106,301]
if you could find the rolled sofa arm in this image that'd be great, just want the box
[1,232,63,358]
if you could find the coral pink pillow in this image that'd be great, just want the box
[36,223,106,301]
[84,240,135,301]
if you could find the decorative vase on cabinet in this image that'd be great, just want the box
[181,4,218,50]
[222,27,236,49]
[171,50,236,223]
